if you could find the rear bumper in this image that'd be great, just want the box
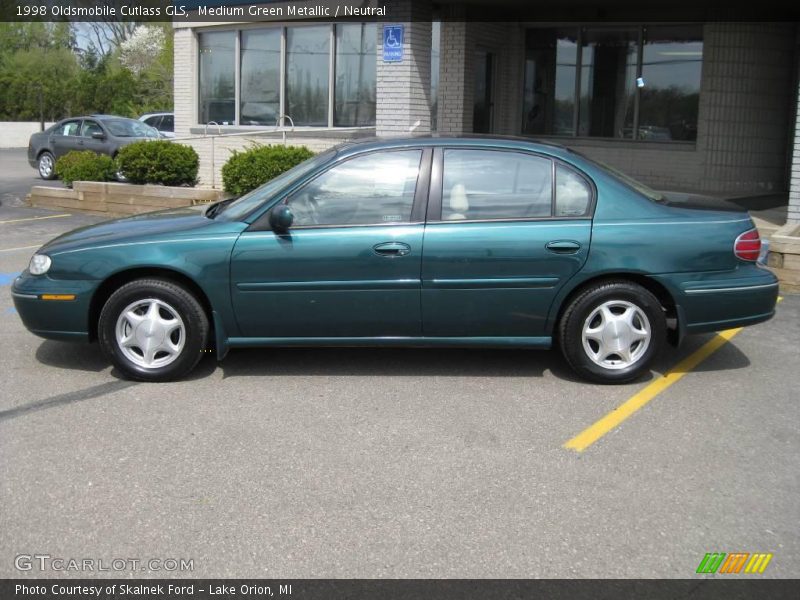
[654,265,779,335]
[12,272,96,342]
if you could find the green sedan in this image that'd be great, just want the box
[12,137,779,383]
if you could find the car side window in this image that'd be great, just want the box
[81,120,103,137]
[57,121,81,136]
[160,115,174,131]
[286,150,422,227]
[440,149,553,221]
[555,165,592,217]
[144,115,161,128]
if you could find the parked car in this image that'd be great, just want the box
[139,112,175,138]
[28,115,160,180]
[12,137,778,383]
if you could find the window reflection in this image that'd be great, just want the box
[441,150,553,220]
[288,150,421,226]
[638,26,703,141]
[579,28,638,138]
[286,26,330,127]
[335,23,376,126]
[240,29,281,126]
[199,31,235,125]
[523,25,703,141]
[523,29,578,136]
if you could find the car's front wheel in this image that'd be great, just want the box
[559,281,665,383]
[98,279,209,382]
[38,151,56,180]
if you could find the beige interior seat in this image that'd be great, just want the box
[446,183,469,220]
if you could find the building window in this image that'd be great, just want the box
[240,28,281,126]
[286,25,330,127]
[199,31,236,125]
[335,23,377,126]
[523,25,703,141]
[638,26,703,141]
[198,24,377,128]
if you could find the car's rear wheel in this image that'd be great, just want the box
[98,279,209,382]
[559,281,665,383]
[38,151,56,180]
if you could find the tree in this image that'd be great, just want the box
[119,25,165,75]
[0,48,80,120]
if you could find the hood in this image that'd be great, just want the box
[40,205,228,255]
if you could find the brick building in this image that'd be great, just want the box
[173,1,800,223]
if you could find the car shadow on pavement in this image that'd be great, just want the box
[218,346,600,383]
[650,333,751,375]
[33,335,752,384]
[35,340,109,372]
[34,340,219,382]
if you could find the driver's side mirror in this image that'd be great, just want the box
[269,204,294,233]
[91,131,106,140]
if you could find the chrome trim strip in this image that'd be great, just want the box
[594,218,752,226]
[427,276,560,289]
[11,292,38,299]
[684,283,779,294]
[237,279,419,291]
[53,236,240,255]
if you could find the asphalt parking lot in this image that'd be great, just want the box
[0,148,798,578]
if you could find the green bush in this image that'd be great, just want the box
[116,140,198,186]
[54,150,116,187]
[222,144,315,195]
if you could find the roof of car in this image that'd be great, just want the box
[333,134,577,160]
[89,114,139,120]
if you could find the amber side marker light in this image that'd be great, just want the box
[40,294,76,301]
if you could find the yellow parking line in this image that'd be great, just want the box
[0,244,41,253]
[0,213,71,224]
[564,296,784,453]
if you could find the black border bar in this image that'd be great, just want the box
[2,0,800,23]
[3,579,800,600]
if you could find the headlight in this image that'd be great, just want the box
[29,254,51,275]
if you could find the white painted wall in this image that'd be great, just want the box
[0,122,55,148]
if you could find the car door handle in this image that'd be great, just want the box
[545,240,582,254]
[373,242,411,257]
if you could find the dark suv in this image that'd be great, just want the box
[28,115,160,180]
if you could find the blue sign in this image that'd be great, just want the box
[383,25,404,62]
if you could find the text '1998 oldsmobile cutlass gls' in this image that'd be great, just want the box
[13,137,779,383]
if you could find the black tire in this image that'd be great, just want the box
[559,280,666,384]
[38,151,56,180]
[98,278,209,382]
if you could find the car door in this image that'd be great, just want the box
[421,147,593,337]
[79,119,107,155]
[50,119,83,158]
[230,148,431,338]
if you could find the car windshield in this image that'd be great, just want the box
[575,152,665,203]
[217,150,336,221]
[103,118,160,138]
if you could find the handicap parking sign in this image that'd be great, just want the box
[383,25,404,62]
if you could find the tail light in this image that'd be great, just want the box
[734,228,761,262]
